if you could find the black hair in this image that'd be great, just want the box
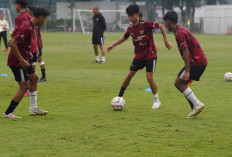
[15,0,27,9]
[163,10,178,24]
[126,4,139,16]
[27,6,35,13]
[34,7,49,18]
[139,12,143,18]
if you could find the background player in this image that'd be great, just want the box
[107,4,172,109]
[92,6,106,64]
[10,0,47,115]
[27,6,47,82]
[3,7,49,118]
[0,13,9,52]
[163,10,207,118]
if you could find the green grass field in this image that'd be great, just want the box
[0,32,232,157]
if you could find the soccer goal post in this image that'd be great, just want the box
[0,8,14,31]
[73,9,130,33]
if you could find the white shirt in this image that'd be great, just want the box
[0,19,9,32]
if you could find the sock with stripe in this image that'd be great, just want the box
[182,87,200,108]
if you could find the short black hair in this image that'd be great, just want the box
[163,10,178,24]
[139,12,143,18]
[126,4,139,16]
[15,0,27,8]
[34,7,49,18]
[27,6,35,13]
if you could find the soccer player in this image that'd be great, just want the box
[107,4,172,109]
[92,6,106,64]
[0,13,9,52]
[27,6,47,82]
[163,10,207,118]
[12,0,32,97]
[3,7,49,118]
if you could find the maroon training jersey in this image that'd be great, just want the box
[124,20,159,60]
[175,25,207,66]
[8,21,35,67]
[36,26,43,48]
[12,12,32,36]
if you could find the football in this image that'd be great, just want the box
[111,97,125,111]
[224,72,232,82]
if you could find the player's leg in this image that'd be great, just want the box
[175,66,206,118]
[118,58,142,97]
[118,70,137,97]
[146,72,161,109]
[145,58,161,109]
[99,36,105,63]
[27,65,48,115]
[38,48,47,82]
[3,67,29,118]
[92,33,100,63]
[2,31,8,51]
[93,44,99,62]
[99,44,105,64]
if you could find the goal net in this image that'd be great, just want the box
[73,9,130,33]
[0,8,14,31]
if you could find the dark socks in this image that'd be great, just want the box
[5,100,19,115]
[118,87,126,97]
[41,69,46,78]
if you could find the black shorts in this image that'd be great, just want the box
[38,48,42,56]
[10,67,29,82]
[92,33,104,45]
[178,65,207,81]
[130,57,157,72]
[31,53,37,62]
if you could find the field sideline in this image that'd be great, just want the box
[0,32,232,156]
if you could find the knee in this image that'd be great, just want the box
[30,74,39,83]
[21,83,29,91]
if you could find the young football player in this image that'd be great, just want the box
[107,4,172,109]
[3,7,49,118]
[163,10,207,118]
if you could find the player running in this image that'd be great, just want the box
[163,10,207,118]
[3,7,49,118]
[107,4,172,109]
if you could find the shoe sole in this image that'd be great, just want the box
[29,112,48,116]
[187,105,205,119]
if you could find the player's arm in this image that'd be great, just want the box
[158,24,172,50]
[182,47,190,81]
[8,39,29,69]
[107,37,128,52]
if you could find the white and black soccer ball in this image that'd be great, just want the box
[111,97,125,111]
[224,72,232,82]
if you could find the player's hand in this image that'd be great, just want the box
[182,71,190,81]
[29,52,33,59]
[107,45,114,53]
[165,41,172,50]
[20,59,29,69]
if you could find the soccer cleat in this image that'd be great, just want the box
[3,113,22,118]
[29,107,48,115]
[187,102,205,118]
[38,77,47,82]
[152,100,161,109]
[24,91,30,97]
[99,61,105,64]
[92,60,100,63]
[4,48,8,52]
